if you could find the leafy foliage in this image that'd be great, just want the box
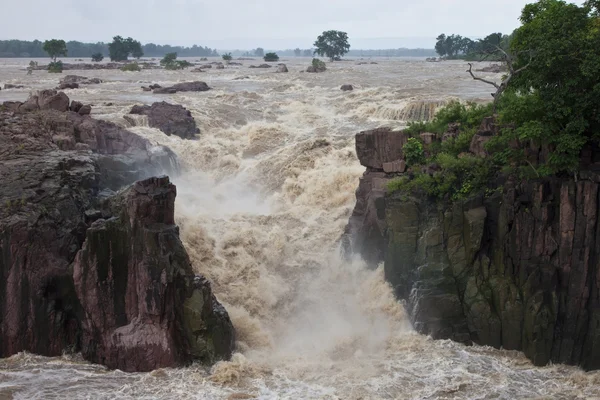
[403,138,425,166]
[222,52,232,61]
[313,30,350,61]
[497,0,600,173]
[387,153,494,201]
[47,61,63,73]
[91,52,103,62]
[108,36,143,61]
[435,32,511,60]
[120,62,141,72]
[254,48,264,57]
[161,52,177,65]
[43,39,67,61]
[264,52,279,62]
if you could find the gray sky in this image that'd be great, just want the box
[0,0,587,49]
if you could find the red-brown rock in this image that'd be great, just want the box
[355,127,409,169]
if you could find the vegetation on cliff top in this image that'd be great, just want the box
[389,0,600,201]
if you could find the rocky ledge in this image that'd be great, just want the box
[127,101,199,139]
[0,91,234,372]
[344,123,600,371]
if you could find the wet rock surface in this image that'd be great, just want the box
[0,91,233,372]
[153,81,210,94]
[128,102,199,139]
[345,124,600,371]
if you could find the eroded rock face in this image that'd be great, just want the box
[129,102,199,139]
[74,177,234,371]
[0,92,233,372]
[355,127,409,169]
[345,125,600,371]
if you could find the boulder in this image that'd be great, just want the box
[153,81,210,94]
[60,75,102,85]
[149,84,162,89]
[382,159,406,173]
[153,87,177,94]
[341,84,353,91]
[17,89,70,113]
[249,64,272,69]
[216,64,225,70]
[141,86,152,91]
[191,68,205,72]
[419,132,436,145]
[355,127,409,169]
[129,102,199,139]
[58,82,79,90]
[70,100,83,112]
[4,84,25,89]
[78,105,91,115]
[276,64,288,73]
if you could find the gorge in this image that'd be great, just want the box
[0,56,599,399]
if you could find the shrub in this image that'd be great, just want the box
[48,61,63,73]
[161,52,177,65]
[91,53,104,62]
[404,101,492,136]
[403,138,425,166]
[222,53,232,61]
[120,62,141,72]
[264,52,279,62]
[312,58,326,71]
[387,152,494,201]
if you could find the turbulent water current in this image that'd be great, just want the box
[1,57,599,399]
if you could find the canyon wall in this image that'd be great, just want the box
[345,126,600,370]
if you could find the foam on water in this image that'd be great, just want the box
[1,58,599,399]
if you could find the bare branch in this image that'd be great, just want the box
[467,63,500,89]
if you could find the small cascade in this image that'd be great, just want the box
[123,113,149,127]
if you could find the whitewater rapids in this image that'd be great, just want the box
[1,57,599,399]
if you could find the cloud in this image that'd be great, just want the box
[0,0,588,48]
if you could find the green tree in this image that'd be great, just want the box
[42,39,67,62]
[108,36,143,61]
[496,0,600,173]
[254,47,264,57]
[294,48,301,56]
[161,52,177,65]
[313,30,350,61]
[263,52,279,62]
[222,52,232,61]
[91,52,104,62]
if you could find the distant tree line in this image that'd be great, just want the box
[0,39,219,58]
[435,33,511,60]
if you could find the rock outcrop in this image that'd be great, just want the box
[341,84,353,91]
[276,64,288,73]
[0,91,233,372]
[74,177,234,371]
[249,64,272,69]
[345,125,600,371]
[128,102,200,139]
[153,81,210,94]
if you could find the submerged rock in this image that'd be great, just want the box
[129,102,199,139]
[341,84,353,91]
[276,64,288,73]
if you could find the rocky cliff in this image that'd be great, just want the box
[0,91,234,372]
[345,125,600,370]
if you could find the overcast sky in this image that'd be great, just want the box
[0,0,587,49]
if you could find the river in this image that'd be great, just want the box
[1,57,599,399]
